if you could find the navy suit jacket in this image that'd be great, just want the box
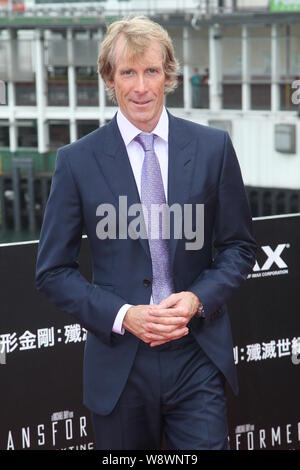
[35,112,256,415]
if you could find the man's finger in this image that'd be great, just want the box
[150,339,171,347]
[147,326,188,340]
[146,322,187,335]
[158,294,179,308]
[147,315,186,325]
[150,328,189,347]
[148,307,184,317]
[143,332,169,341]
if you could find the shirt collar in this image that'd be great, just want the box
[116,107,169,147]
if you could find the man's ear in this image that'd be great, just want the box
[105,78,114,90]
[164,76,171,91]
[165,74,171,86]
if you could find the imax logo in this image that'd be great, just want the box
[253,244,289,272]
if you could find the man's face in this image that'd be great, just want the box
[106,36,170,132]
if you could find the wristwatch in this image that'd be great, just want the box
[196,303,205,319]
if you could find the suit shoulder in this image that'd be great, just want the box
[56,125,106,158]
[170,115,227,142]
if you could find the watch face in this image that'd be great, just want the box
[198,305,205,318]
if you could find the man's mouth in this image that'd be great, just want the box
[131,100,151,106]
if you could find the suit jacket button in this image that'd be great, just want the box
[143,279,151,287]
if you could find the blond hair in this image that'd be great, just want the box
[98,16,180,102]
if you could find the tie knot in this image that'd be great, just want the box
[135,133,155,152]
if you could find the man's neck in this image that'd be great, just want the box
[118,109,164,134]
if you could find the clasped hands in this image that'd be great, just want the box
[122,291,201,347]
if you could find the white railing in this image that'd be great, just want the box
[0,0,270,19]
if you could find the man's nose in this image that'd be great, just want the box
[134,74,147,93]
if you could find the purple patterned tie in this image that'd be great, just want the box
[135,132,174,304]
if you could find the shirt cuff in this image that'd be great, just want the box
[112,303,133,335]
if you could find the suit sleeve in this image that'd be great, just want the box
[35,148,128,345]
[188,132,257,320]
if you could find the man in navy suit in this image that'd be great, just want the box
[35,16,256,450]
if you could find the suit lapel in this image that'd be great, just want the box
[92,115,151,260]
[167,112,197,269]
